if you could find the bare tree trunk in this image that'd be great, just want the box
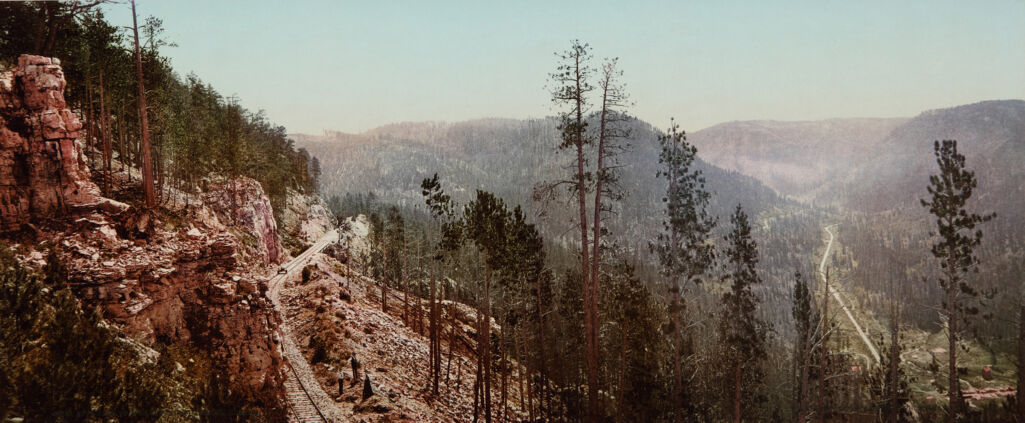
[733,359,742,423]
[588,62,611,423]
[473,357,482,423]
[818,269,830,423]
[797,335,810,423]
[403,249,409,325]
[131,0,155,209]
[500,323,508,422]
[535,271,548,421]
[524,331,534,423]
[85,67,94,167]
[447,301,456,388]
[947,252,961,422]
[430,246,440,395]
[100,70,111,196]
[564,49,599,423]
[516,328,525,412]
[618,326,627,423]
[382,276,388,313]
[483,251,492,423]
[887,305,901,422]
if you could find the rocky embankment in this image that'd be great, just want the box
[279,187,335,253]
[279,215,528,422]
[0,55,289,405]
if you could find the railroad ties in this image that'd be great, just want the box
[284,364,327,422]
[270,231,341,423]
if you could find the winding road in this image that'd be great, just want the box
[820,225,881,365]
[267,231,341,423]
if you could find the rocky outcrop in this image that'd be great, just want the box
[59,214,284,402]
[1,55,285,405]
[280,188,335,244]
[0,55,101,231]
[201,176,284,264]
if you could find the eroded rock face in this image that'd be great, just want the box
[2,55,285,404]
[61,216,284,402]
[0,55,100,231]
[280,188,335,243]
[202,177,284,264]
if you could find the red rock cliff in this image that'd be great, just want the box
[2,55,285,405]
[0,55,100,231]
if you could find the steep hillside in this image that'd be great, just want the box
[0,55,331,419]
[688,117,908,200]
[277,215,528,422]
[685,100,1025,216]
[836,100,1025,215]
[294,117,783,243]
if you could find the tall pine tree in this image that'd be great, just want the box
[920,140,995,421]
[652,119,716,422]
[719,205,768,423]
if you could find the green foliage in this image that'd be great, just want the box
[0,4,317,216]
[550,40,594,154]
[868,326,912,422]
[921,139,996,313]
[0,245,166,421]
[42,245,68,288]
[462,190,509,257]
[718,205,770,419]
[603,259,667,421]
[384,206,406,286]
[653,119,717,287]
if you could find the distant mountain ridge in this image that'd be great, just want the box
[686,100,1023,214]
[294,99,1023,238]
[688,117,910,200]
[293,117,783,243]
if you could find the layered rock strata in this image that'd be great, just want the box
[0,55,100,231]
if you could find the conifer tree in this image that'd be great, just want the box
[462,190,510,423]
[920,140,995,421]
[719,205,768,423]
[544,40,602,420]
[605,259,664,422]
[652,119,716,421]
[385,206,405,315]
[792,271,814,423]
[421,173,458,396]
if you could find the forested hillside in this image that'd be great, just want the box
[1,1,1022,422]
[299,97,1025,422]
[295,117,781,243]
[0,1,319,218]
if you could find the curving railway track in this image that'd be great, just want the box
[268,231,340,423]
[820,225,881,365]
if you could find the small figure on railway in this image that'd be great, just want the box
[362,374,374,400]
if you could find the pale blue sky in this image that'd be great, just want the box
[102,1,1025,134]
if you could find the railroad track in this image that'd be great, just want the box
[820,225,881,364]
[267,231,341,423]
[284,360,328,422]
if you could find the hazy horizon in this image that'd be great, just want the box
[102,1,1025,135]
